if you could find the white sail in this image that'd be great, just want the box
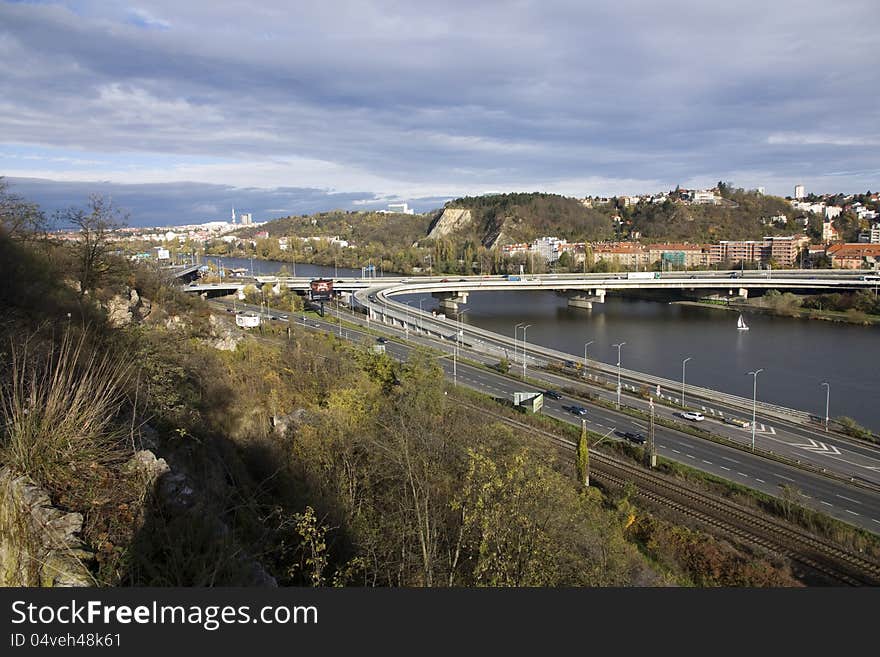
[737,314,749,330]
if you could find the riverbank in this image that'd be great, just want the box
[672,299,880,326]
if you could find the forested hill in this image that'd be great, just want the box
[626,189,801,242]
[427,193,615,247]
[237,210,432,248]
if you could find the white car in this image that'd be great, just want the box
[680,411,705,421]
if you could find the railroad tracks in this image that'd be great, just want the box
[460,402,880,586]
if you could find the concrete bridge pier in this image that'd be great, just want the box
[433,291,469,315]
[567,288,606,310]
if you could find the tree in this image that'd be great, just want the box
[576,419,589,487]
[59,195,127,295]
[0,177,46,240]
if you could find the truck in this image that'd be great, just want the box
[506,275,522,281]
[626,272,661,280]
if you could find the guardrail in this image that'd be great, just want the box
[368,289,842,429]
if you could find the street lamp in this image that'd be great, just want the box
[457,308,470,353]
[681,357,692,408]
[747,368,764,451]
[612,342,626,409]
[821,382,830,432]
[583,341,594,379]
[521,324,533,378]
[403,300,415,342]
[514,322,525,365]
[417,299,425,331]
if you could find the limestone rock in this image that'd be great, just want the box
[0,468,94,587]
[126,450,170,484]
[426,208,473,240]
[106,294,133,327]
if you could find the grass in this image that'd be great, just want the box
[0,330,133,503]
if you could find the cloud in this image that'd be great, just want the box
[0,0,878,206]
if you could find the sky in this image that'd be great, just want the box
[1,0,878,226]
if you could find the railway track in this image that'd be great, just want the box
[217,307,880,585]
[460,402,880,586]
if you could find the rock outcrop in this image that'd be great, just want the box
[426,208,474,240]
[208,314,242,351]
[0,468,94,587]
[106,287,152,328]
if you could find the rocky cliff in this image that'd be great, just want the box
[426,208,474,240]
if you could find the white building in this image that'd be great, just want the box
[794,184,806,199]
[824,206,842,219]
[858,223,880,244]
[692,190,720,204]
[532,236,567,263]
[236,312,261,329]
[386,202,414,215]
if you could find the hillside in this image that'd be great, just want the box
[0,184,813,588]
[237,210,432,249]
[426,192,616,247]
[627,188,801,242]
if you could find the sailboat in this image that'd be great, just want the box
[737,314,749,331]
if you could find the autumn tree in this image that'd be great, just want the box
[59,195,127,295]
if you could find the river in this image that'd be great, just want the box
[398,290,880,431]
[200,257,879,430]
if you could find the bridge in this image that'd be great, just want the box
[184,269,880,313]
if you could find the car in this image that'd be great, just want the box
[458,278,467,282]
[623,431,646,444]
[440,278,450,282]
[569,406,588,417]
[377,337,388,344]
[543,390,562,400]
[279,315,288,320]
[680,411,705,421]
[312,323,321,327]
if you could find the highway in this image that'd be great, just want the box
[359,287,880,489]
[215,299,880,534]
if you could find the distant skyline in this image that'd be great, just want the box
[2,1,878,226]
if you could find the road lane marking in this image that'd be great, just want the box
[702,460,712,465]
[672,449,680,454]
[737,472,749,477]
[755,478,765,483]
[820,501,833,507]
[720,466,731,471]
[846,510,860,516]
[778,475,796,482]
[686,454,695,459]
[722,457,739,464]
[836,494,861,505]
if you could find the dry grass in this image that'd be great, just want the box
[0,330,133,500]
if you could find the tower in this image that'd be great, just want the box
[232,207,236,224]
[794,184,805,200]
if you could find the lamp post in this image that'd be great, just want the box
[403,300,415,342]
[457,309,470,353]
[821,382,830,432]
[514,323,525,366]
[583,340,594,379]
[747,368,764,451]
[521,324,533,379]
[612,342,626,409]
[681,357,692,408]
